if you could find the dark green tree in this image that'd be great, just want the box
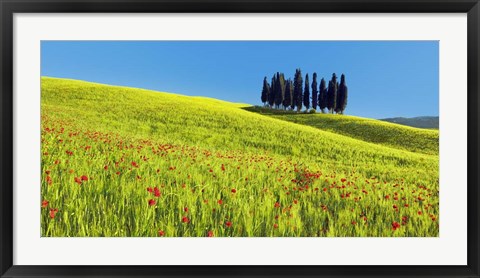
[275,73,286,109]
[261,77,270,106]
[327,73,338,113]
[294,68,303,112]
[290,79,296,110]
[283,79,293,109]
[268,74,276,107]
[311,73,318,110]
[319,78,327,113]
[336,73,348,114]
[303,73,310,110]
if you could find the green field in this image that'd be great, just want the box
[41,77,439,237]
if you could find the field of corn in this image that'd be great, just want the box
[41,77,439,237]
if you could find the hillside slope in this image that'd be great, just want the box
[42,77,437,182]
[380,116,439,129]
[244,106,438,155]
[40,77,439,237]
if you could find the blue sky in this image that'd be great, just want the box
[41,41,438,119]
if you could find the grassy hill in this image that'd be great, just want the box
[380,116,439,129]
[40,77,439,237]
[244,106,439,155]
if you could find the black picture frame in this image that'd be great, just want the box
[1,0,479,277]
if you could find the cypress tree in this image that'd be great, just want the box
[311,73,318,110]
[327,73,338,113]
[336,73,348,114]
[275,73,286,109]
[261,77,270,106]
[303,73,310,111]
[294,68,303,112]
[290,78,296,111]
[283,79,293,109]
[268,74,276,108]
[319,78,327,113]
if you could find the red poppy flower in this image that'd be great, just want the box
[104,165,108,170]
[392,221,401,230]
[81,175,88,181]
[184,207,188,212]
[41,200,49,208]
[147,187,153,193]
[417,211,423,215]
[49,208,58,219]
[207,230,214,237]
[231,188,237,193]
[293,199,298,204]
[323,188,327,192]
[148,199,156,206]
[274,202,280,208]
[385,195,390,200]
[154,187,161,197]
[341,178,347,183]
[273,223,279,229]
[225,221,232,227]
[74,177,82,184]
[158,230,165,236]
[131,161,139,168]
[217,199,223,205]
[182,216,190,223]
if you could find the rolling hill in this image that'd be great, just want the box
[380,116,439,129]
[244,106,439,155]
[40,77,439,237]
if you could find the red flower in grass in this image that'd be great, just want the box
[273,223,279,229]
[341,178,347,183]
[225,221,232,228]
[274,202,280,208]
[74,177,82,185]
[131,161,139,168]
[385,195,390,200]
[49,208,58,219]
[417,211,423,215]
[41,200,49,208]
[81,175,88,181]
[158,230,165,237]
[182,216,190,223]
[147,187,153,193]
[184,207,189,212]
[392,221,401,231]
[148,199,156,206]
[154,187,161,197]
[231,188,237,193]
[217,199,223,205]
[207,230,214,237]
[104,165,108,170]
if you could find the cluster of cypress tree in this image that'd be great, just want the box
[261,69,348,114]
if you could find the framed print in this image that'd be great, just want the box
[1,0,479,277]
